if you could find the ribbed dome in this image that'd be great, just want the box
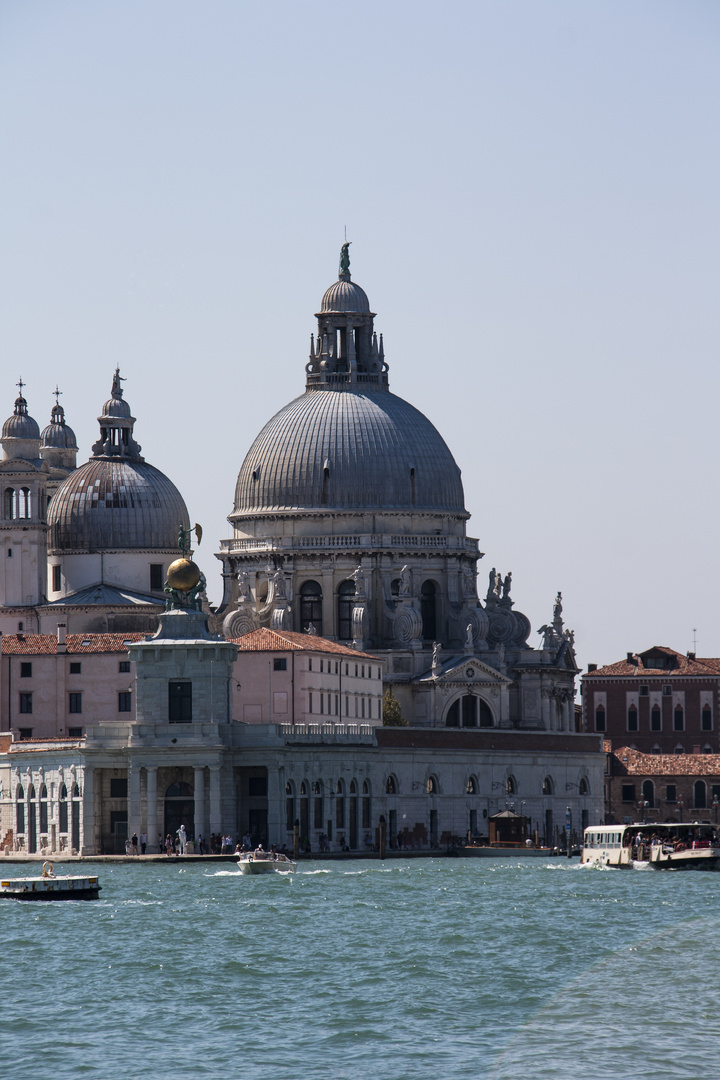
[233,389,465,514]
[320,279,371,314]
[48,459,190,552]
[3,396,40,440]
[41,421,77,448]
[101,396,132,419]
[41,405,77,449]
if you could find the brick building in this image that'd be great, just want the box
[606,744,720,825]
[582,646,720,754]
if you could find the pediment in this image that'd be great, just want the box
[416,654,512,686]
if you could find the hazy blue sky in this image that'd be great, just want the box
[1,1,718,672]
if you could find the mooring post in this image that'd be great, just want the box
[379,814,386,860]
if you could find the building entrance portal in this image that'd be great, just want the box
[164,781,194,842]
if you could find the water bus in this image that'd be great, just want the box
[582,823,720,870]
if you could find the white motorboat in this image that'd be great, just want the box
[237,849,297,875]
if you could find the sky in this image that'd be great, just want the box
[1,1,719,673]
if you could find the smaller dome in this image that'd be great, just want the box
[101,396,132,419]
[41,404,77,449]
[2,395,40,440]
[320,279,371,314]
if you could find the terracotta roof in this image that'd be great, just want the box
[0,633,145,655]
[229,627,380,660]
[612,746,720,777]
[585,646,720,678]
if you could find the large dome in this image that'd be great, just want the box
[48,458,190,552]
[233,389,465,515]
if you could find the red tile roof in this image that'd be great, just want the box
[0,633,145,655]
[612,746,720,776]
[585,646,720,678]
[229,627,379,660]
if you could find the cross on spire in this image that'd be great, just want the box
[16,377,25,395]
[53,385,62,406]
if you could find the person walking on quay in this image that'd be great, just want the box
[176,823,187,855]
[131,832,139,856]
[140,831,147,855]
[125,837,132,857]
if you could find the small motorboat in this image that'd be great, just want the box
[0,861,102,900]
[237,849,297,875]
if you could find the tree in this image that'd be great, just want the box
[382,689,408,726]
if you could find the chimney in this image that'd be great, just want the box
[626,652,634,663]
[687,652,696,661]
[587,663,597,672]
[57,622,67,653]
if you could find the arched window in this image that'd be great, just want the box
[641,779,654,807]
[542,776,554,795]
[674,705,684,731]
[702,705,713,731]
[337,580,355,640]
[3,487,15,520]
[300,581,323,636]
[27,784,37,853]
[426,776,438,795]
[390,578,401,599]
[348,779,358,849]
[386,775,397,795]
[651,705,661,731]
[19,487,31,519]
[505,776,516,795]
[595,705,606,732]
[579,777,589,796]
[627,705,638,732]
[312,781,323,830]
[362,779,371,829]
[16,785,25,835]
[299,780,309,839]
[39,784,48,833]
[466,776,477,795]
[59,782,68,833]
[336,779,345,829]
[420,580,436,640]
[446,695,494,729]
[285,781,295,831]
[694,780,707,809]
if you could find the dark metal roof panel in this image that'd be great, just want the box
[233,389,465,514]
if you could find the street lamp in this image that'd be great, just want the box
[712,795,719,824]
[637,799,649,825]
[677,794,685,823]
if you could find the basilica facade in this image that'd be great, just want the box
[0,250,604,855]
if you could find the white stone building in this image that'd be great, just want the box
[0,249,604,855]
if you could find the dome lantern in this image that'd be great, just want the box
[90,368,143,460]
[308,244,388,391]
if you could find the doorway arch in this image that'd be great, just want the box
[164,781,194,841]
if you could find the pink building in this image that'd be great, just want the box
[229,628,385,726]
[0,628,145,740]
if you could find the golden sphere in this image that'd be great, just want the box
[166,558,201,592]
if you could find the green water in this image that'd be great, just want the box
[3,858,718,1079]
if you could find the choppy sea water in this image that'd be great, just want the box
[2,857,719,1080]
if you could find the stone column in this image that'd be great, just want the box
[267,768,285,848]
[146,767,159,853]
[128,761,141,845]
[194,766,206,846]
[209,766,222,834]
[80,767,95,856]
